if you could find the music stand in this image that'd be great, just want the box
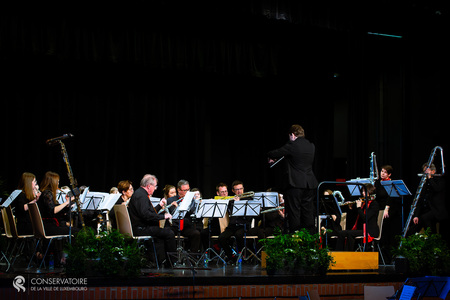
[381,180,411,227]
[168,192,199,268]
[196,199,229,266]
[253,192,278,208]
[400,276,450,300]
[346,179,370,196]
[231,200,261,262]
[346,179,371,251]
[318,194,342,245]
[0,190,21,208]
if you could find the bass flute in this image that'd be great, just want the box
[55,139,85,228]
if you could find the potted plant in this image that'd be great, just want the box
[65,227,145,277]
[262,228,334,275]
[392,228,450,276]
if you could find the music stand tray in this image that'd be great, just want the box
[253,192,279,208]
[381,180,412,197]
[346,179,370,196]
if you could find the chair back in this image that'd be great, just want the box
[114,204,134,238]
[218,212,230,233]
[5,206,25,238]
[1,208,13,238]
[27,203,47,239]
[374,210,384,241]
[340,212,347,231]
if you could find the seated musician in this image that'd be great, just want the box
[165,179,201,254]
[38,171,80,266]
[200,182,228,251]
[218,180,254,265]
[11,172,40,236]
[109,180,134,229]
[128,174,176,267]
[335,183,380,251]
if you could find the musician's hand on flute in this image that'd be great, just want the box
[159,198,167,207]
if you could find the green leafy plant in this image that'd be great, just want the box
[392,228,450,275]
[65,227,144,277]
[262,228,334,275]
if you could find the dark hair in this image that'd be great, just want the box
[289,124,305,137]
[216,182,227,192]
[381,165,393,175]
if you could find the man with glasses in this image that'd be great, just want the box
[128,174,176,267]
[218,180,254,265]
[166,179,202,254]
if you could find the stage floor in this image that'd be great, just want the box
[1,262,410,300]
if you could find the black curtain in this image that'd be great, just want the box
[1,2,448,203]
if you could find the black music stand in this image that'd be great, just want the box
[196,199,229,267]
[168,193,199,269]
[253,192,279,237]
[381,180,411,227]
[231,200,261,263]
[397,276,450,300]
[318,194,342,246]
[346,179,370,251]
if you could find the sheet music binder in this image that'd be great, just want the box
[381,180,412,197]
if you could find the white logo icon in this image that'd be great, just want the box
[13,275,26,292]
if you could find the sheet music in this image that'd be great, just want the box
[178,191,195,211]
[150,197,161,207]
[98,193,122,211]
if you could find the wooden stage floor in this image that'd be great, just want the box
[0,263,410,300]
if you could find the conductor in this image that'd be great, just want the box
[268,124,318,234]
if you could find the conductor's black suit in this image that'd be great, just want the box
[268,136,318,233]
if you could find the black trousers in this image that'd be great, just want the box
[285,187,315,234]
[134,226,176,264]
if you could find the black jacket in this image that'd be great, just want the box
[268,137,318,189]
[128,187,164,228]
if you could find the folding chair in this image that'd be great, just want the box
[27,203,70,271]
[2,206,34,270]
[114,204,159,269]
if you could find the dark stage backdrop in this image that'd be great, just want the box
[1,3,449,210]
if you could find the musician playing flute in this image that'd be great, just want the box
[166,179,201,254]
[128,174,176,267]
[335,183,380,251]
[268,124,318,234]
